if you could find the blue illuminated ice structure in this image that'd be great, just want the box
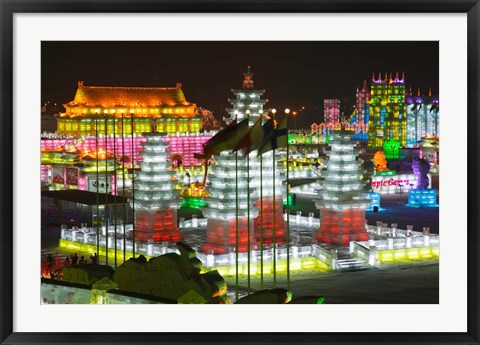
[406,189,439,208]
[366,192,385,211]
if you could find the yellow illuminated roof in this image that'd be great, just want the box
[64,81,193,108]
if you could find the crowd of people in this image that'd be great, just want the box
[44,252,98,270]
[60,252,98,266]
[42,252,100,279]
[41,253,98,279]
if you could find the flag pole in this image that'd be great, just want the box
[113,112,117,268]
[202,155,209,187]
[246,110,251,293]
[95,113,99,260]
[272,148,276,288]
[235,149,239,302]
[272,109,277,288]
[259,110,264,290]
[121,114,126,262]
[285,109,291,291]
[104,112,109,266]
[131,111,136,258]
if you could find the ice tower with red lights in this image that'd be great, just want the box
[315,129,370,245]
[131,133,182,243]
[202,67,285,254]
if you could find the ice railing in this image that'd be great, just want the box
[290,183,320,196]
[351,223,439,266]
[179,216,208,228]
[197,244,314,269]
[60,220,439,269]
[178,212,320,229]
[283,212,320,227]
[60,224,314,268]
[60,225,179,257]
[311,245,334,267]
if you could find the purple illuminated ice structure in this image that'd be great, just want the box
[411,157,430,190]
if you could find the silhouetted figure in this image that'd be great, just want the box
[63,256,71,266]
[71,253,78,265]
[78,256,85,265]
[46,254,54,268]
[90,253,98,265]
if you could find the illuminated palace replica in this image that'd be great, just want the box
[41,82,213,192]
[58,81,200,136]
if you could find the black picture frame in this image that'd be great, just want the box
[1,1,479,344]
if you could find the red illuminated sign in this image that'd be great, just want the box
[371,178,411,189]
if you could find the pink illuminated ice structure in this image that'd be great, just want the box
[41,135,212,168]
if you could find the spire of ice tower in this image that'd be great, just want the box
[243,66,254,90]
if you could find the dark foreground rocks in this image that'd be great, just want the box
[114,243,228,303]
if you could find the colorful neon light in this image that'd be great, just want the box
[324,99,341,125]
[383,138,401,159]
[368,72,406,147]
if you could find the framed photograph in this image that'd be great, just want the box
[1,1,478,344]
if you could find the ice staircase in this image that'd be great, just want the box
[308,165,321,177]
[334,248,371,272]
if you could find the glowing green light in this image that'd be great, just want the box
[383,138,401,159]
[180,197,208,209]
[283,194,294,206]
[374,170,396,176]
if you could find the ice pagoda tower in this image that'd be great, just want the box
[131,133,181,243]
[202,150,257,254]
[315,129,370,245]
[202,67,285,254]
[239,68,286,245]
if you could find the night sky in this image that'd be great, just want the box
[42,41,438,129]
